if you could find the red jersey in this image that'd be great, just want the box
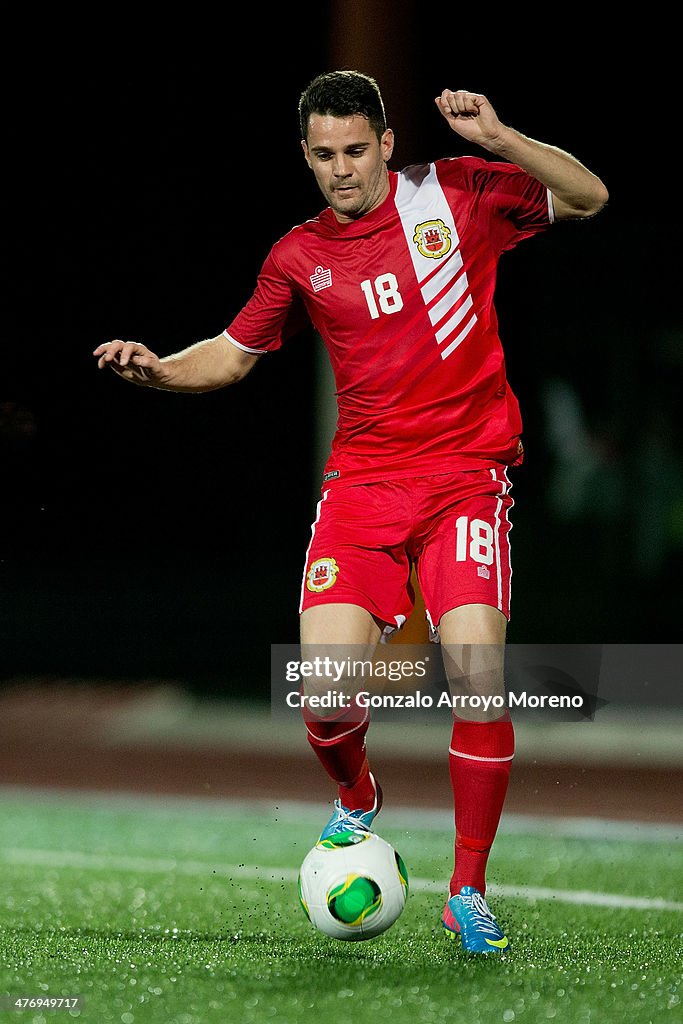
[225,157,553,485]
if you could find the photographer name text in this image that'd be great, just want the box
[285,690,585,711]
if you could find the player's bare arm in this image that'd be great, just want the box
[92,334,260,392]
[435,89,608,220]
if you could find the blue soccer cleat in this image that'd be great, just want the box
[318,773,383,842]
[442,885,509,953]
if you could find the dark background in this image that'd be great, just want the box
[2,7,681,697]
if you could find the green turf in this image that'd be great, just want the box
[0,792,681,1024]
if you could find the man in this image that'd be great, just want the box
[93,71,607,953]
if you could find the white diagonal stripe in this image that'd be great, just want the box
[421,250,464,303]
[435,294,474,344]
[439,313,478,360]
[428,269,469,326]
[395,164,477,364]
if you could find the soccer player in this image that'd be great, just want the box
[93,72,607,954]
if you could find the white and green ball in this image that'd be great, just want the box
[298,831,409,941]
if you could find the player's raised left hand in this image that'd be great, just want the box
[435,90,506,149]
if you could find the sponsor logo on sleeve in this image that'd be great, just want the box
[310,265,333,292]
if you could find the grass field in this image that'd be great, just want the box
[0,789,680,1024]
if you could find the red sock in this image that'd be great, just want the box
[304,696,377,811]
[448,712,514,897]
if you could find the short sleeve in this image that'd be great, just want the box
[438,156,553,254]
[225,247,309,354]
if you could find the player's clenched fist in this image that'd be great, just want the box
[93,340,164,386]
[434,89,505,148]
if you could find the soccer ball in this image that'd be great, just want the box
[297,830,409,941]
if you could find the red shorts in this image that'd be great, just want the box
[299,468,514,638]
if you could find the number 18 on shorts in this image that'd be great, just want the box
[300,467,513,633]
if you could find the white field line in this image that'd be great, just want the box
[0,786,680,843]
[0,847,681,913]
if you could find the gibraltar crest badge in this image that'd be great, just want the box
[413,219,452,259]
[306,557,340,592]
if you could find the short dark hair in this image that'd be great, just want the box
[298,70,387,143]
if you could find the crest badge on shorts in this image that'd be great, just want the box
[306,557,339,592]
[412,219,452,259]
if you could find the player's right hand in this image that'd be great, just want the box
[92,340,164,386]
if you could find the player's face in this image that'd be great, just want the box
[302,114,394,222]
